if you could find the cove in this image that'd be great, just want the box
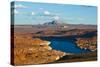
[35,37,91,54]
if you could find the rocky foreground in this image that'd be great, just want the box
[12,34,68,65]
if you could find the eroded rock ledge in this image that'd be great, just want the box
[76,36,97,51]
[13,35,67,65]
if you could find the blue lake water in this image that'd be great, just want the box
[38,37,91,54]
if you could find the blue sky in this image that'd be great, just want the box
[11,1,97,25]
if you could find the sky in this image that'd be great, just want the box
[11,1,97,25]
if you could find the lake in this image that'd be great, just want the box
[37,37,91,54]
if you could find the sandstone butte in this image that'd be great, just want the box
[13,35,67,65]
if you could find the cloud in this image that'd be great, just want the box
[12,4,27,9]
[44,11,50,15]
[53,16,60,20]
[32,12,35,15]
[14,9,19,14]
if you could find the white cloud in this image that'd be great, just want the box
[32,12,35,15]
[44,11,50,15]
[14,4,27,9]
[53,16,60,20]
[14,9,19,14]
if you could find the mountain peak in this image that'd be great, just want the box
[43,20,66,26]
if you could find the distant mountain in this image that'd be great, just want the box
[43,20,67,26]
[42,20,97,29]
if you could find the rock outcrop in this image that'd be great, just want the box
[12,35,66,65]
[76,36,97,51]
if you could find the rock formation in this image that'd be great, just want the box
[12,34,66,65]
[76,36,97,51]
